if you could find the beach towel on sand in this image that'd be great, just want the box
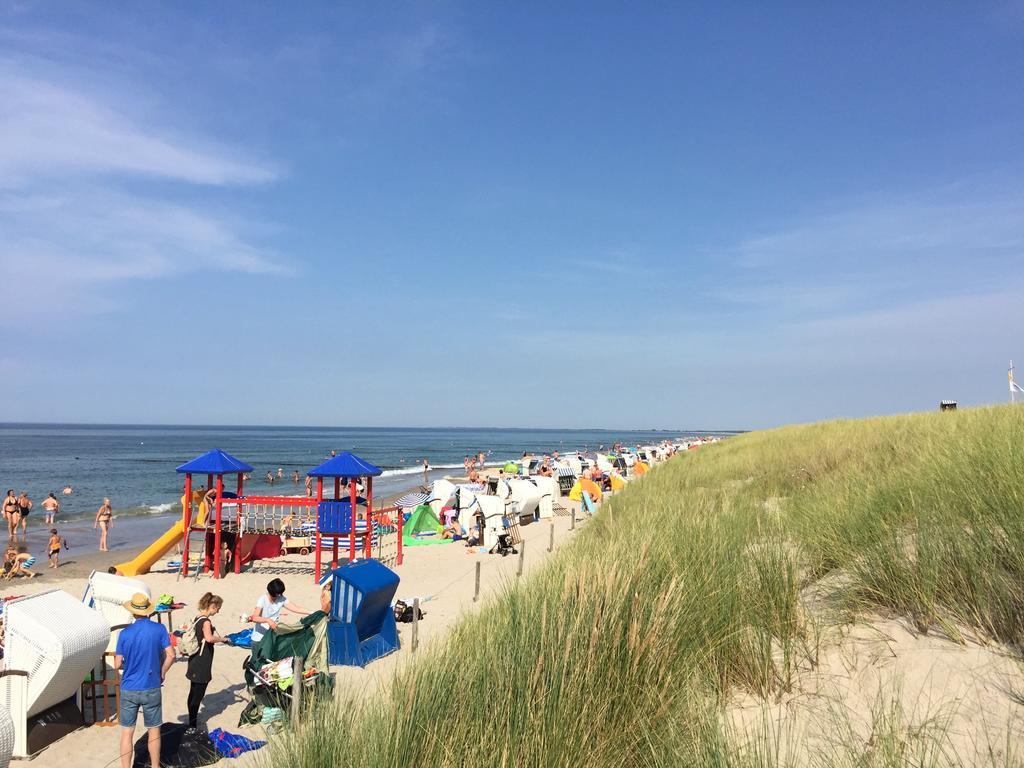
[209,728,266,758]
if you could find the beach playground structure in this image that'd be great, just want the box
[116,448,403,583]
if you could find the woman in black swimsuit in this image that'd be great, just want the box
[185,593,227,734]
[3,491,17,538]
[15,493,31,537]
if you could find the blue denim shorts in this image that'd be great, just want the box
[120,687,162,728]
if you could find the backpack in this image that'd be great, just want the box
[177,615,206,657]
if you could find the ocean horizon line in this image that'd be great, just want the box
[0,421,746,434]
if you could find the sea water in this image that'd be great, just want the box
[0,423,723,522]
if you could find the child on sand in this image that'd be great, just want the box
[5,546,37,579]
[48,528,63,569]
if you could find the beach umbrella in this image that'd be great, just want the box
[396,491,430,509]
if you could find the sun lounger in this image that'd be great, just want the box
[0,590,110,757]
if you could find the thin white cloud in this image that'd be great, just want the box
[0,65,279,186]
[731,195,1024,270]
[0,187,289,319]
[0,54,287,325]
[705,184,1024,322]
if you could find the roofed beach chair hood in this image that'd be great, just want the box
[0,590,109,757]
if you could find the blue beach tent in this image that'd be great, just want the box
[319,559,400,667]
[176,449,254,475]
[307,451,383,478]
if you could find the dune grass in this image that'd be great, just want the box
[267,405,1024,767]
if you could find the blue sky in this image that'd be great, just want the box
[2,2,1022,430]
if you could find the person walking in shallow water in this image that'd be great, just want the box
[3,490,17,538]
[15,492,32,537]
[42,492,59,525]
[94,497,113,551]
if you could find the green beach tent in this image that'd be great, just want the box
[403,504,450,547]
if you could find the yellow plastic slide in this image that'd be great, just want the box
[115,520,184,577]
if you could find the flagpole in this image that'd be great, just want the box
[1012,360,1017,405]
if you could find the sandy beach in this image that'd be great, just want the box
[0,475,590,767]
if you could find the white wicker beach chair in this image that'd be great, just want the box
[83,570,151,634]
[0,701,14,768]
[528,475,559,519]
[426,478,457,517]
[0,590,110,757]
[502,479,541,522]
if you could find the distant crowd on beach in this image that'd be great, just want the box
[2,484,117,578]
[0,441,688,581]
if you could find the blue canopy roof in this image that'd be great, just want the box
[176,449,254,475]
[307,451,383,478]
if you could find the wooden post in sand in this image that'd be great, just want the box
[517,541,525,577]
[571,507,576,530]
[548,521,554,552]
[411,598,420,652]
[473,561,481,602]
[291,656,304,728]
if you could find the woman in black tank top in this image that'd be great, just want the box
[185,593,227,733]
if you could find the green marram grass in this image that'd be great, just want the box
[267,405,1024,767]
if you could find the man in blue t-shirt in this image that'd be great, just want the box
[114,593,175,768]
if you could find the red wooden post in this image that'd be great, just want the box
[234,473,244,574]
[364,476,373,560]
[203,472,214,573]
[181,473,193,576]
[314,477,324,583]
[348,478,357,562]
[202,472,214,574]
[397,503,403,565]
[334,477,340,500]
[213,474,224,579]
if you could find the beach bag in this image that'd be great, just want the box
[177,615,206,657]
[393,600,424,623]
